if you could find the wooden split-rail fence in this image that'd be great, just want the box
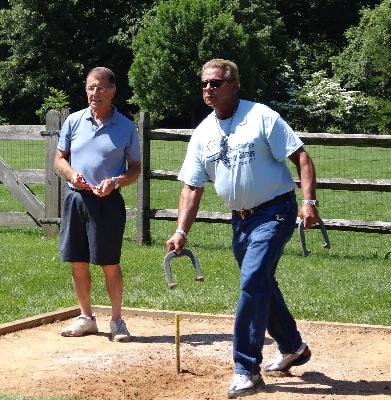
[1,111,391,244]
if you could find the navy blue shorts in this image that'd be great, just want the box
[60,188,126,266]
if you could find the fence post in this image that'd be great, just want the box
[59,109,69,206]
[136,112,151,244]
[43,109,69,236]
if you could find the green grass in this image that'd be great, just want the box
[0,138,390,327]
[0,140,45,169]
[1,219,390,326]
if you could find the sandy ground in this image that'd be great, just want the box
[0,310,390,400]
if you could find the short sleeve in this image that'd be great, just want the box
[177,134,209,187]
[267,116,303,161]
[57,116,72,152]
[125,122,141,161]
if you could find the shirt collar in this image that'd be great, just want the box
[212,99,247,127]
[86,105,118,126]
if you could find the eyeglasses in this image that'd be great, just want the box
[86,85,113,93]
[201,79,230,89]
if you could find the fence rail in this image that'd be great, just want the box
[0,125,45,140]
[137,113,391,242]
[1,112,391,241]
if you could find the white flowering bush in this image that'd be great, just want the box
[274,71,387,133]
[296,71,372,133]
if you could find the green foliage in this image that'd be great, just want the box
[276,71,386,133]
[129,0,287,122]
[129,0,246,121]
[276,1,382,75]
[0,0,153,123]
[276,1,381,44]
[35,87,70,123]
[332,0,391,99]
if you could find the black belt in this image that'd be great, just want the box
[68,186,120,195]
[233,191,295,219]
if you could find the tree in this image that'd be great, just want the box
[0,0,153,123]
[129,0,287,124]
[35,87,70,123]
[276,0,382,75]
[332,0,391,99]
[278,71,387,133]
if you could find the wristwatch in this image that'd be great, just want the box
[111,177,120,190]
[302,199,319,207]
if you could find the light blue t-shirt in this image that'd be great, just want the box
[58,106,140,187]
[178,100,303,210]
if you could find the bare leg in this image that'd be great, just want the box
[71,262,93,317]
[103,264,123,320]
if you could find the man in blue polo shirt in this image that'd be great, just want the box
[55,67,141,342]
[166,59,319,398]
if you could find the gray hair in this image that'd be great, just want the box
[86,67,116,85]
[201,59,240,82]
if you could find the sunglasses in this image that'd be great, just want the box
[201,79,230,89]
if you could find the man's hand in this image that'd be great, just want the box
[299,204,318,228]
[166,232,186,254]
[165,184,203,255]
[71,172,93,191]
[92,178,115,197]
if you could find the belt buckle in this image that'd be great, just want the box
[239,208,254,219]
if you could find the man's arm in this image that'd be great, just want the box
[166,184,204,253]
[54,149,92,190]
[115,160,141,187]
[288,147,318,228]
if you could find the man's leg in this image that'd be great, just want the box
[267,279,303,354]
[264,280,311,372]
[61,261,97,337]
[103,264,130,342]
[231,201,297,374]
[72,262,93,317]
[103,264,123,320]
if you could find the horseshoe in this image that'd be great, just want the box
[163,249,204,289]
[298,217,331,257]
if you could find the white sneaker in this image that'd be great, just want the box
[110,318,131,342]
[227,373,264,398]
[61,315,98,337]
[264,343,311,372]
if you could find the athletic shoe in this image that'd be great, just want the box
[264,343,311,372]
[110,318,131,342]
[61,315,98,337]
[227,373,265,398]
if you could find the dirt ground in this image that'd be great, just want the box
[0,309,390,400]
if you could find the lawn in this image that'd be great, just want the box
[0,137,390,327]
[0,219,390,326]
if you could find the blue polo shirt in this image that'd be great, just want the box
[178,100,303,210]
[58,106,140,187]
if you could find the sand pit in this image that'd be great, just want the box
[0,307,390,399]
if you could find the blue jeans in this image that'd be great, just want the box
[231,197,302,375]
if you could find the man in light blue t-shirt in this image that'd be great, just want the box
[55,67,141,342]
[166,59,320,398]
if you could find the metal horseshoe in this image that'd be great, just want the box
[298,217,331,257]
[163,248,204,289]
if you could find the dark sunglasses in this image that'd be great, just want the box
[201,79,230,89]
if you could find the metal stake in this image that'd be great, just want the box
[175,313,181,373]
